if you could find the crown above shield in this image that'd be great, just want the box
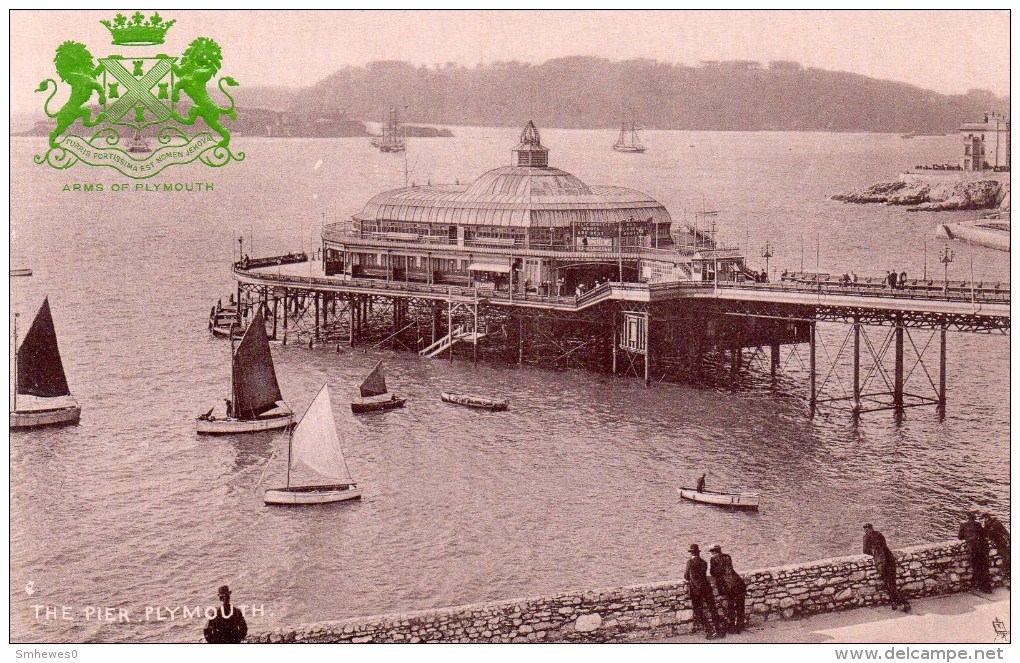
[101,12,175,46]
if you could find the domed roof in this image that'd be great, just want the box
[352,123,672,229]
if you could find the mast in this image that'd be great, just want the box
[229,321,237,417]
[286,426,293,489]
[12,312,17,412]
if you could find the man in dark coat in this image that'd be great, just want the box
[863,524,910,611]
[709,544,747,634]
[696,473,706,493]
[958,512,993,592]
[982,512,1010,587]
[204,585,247,643]
[685,544,725,639]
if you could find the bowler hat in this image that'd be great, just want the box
[708,544,722,553]
[218,585,231,597]
[688,544,700,554]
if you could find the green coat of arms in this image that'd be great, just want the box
[34,12,243,178]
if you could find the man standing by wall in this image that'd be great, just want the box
[863,524,911,611]
[685,544,725,640]
[708,544,747,634]
[982,512,1010,588]
[204,585,248,643]
[958,512,993,593]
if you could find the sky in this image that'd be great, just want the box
[8,10,1010,115]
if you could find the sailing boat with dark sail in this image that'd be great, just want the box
[350,360,406,413]
[11,297,81,429]
[612,117,646,153]
[264,384,362,505]
[196,307,294,434]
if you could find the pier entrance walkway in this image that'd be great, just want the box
[231,254,1008,418]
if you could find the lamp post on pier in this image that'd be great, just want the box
[238,236,243,264]
[939,244,955,294]
[760,240,774,282]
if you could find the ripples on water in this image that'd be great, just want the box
[9,130,1009,642]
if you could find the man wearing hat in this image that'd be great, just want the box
[982,512,1010,588]
[958,512,992,593]
[709,544,747,634]
[684,544,725,639]
[862,524,910,611]
[204,585,248,643]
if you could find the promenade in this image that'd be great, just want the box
[655,588,1010,644]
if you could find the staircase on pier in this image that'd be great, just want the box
[419,325,488,358]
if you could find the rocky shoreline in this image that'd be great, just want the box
[833,179,1007,212]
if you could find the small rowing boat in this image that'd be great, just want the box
[440,391,508,411]
[677,487,759,510]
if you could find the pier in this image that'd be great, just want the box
[228,121,1008,419]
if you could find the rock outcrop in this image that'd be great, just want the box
[833,179,1006,211]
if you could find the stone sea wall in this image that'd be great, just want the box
[833,176,1009,211]
[248,539,1006,643]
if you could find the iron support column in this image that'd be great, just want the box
[282,288,288,345]
[644,313,651,387]
[893,322,905,415]
[852,318,861,416]
[938,325,947,419]
[809,321,816,417]
[612,312,618,375]
[770,342,780,377]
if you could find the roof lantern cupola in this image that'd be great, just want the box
[512,120,549,168]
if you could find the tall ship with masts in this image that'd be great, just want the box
[612,115,646,153]
[11,297,81,429]
[372,108,407,153]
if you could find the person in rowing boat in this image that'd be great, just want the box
[696,473,706,493]
[862,524,910,611]
[685,544,725,640]
[709,545,747,634]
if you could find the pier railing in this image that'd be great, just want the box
[323,227,714,261]
[234,259,1008,309]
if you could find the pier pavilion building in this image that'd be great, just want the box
[322,121,744,294]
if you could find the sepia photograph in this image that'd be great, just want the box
[6,8,1011,659]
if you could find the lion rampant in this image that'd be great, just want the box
[36,41,107,149]
[169,37,238,147]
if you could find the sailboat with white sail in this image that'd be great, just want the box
[196,306,294,434]
[350,360,406,413]
[264,384,362,505]
[11,297,81,429]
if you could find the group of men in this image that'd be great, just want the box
[863,512,1010,615]
[958,511,1011,593]
[885,270,909,289]
[684,543,747,640]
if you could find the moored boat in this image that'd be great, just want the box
[265,384,362,506]
[11,298,81,429]
[350,360,405,413]
[677,487,760,510]
[440,391,508,411]
[197,307,294,434]
[10,268,32,277]
[612,115,646,153]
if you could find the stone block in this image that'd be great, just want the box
[575,613,602,632]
